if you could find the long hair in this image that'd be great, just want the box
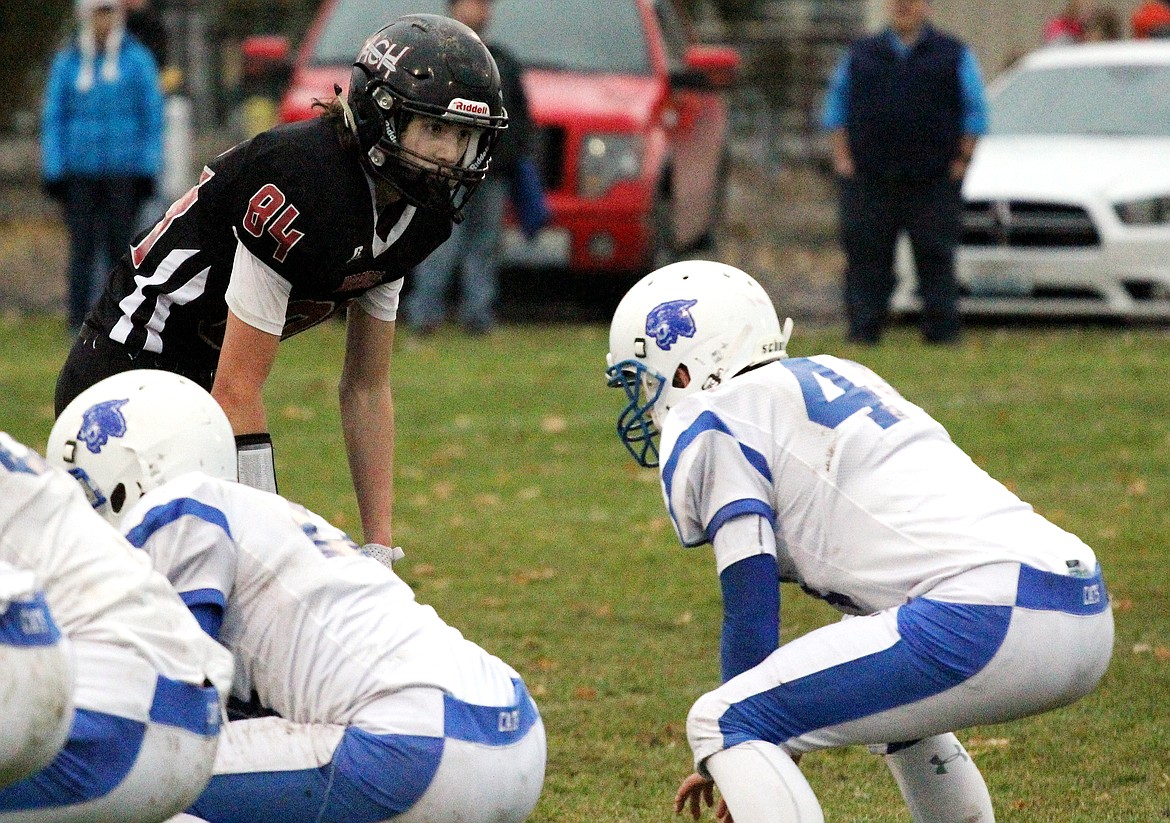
[313,97,359,153]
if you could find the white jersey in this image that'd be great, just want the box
[659,356,1096,614]
[0,433,234,717]
[120,474,521,725]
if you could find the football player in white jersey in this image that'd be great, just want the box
[49,370,547,823]
[0,432,233,822]
[605,261,1114,823]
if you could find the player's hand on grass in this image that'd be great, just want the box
[675,772,715,821]
[676,772,734,823]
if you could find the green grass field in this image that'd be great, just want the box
[3,313,1168,821]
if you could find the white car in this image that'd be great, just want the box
[895,40,1170,319]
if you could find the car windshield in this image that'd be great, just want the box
[311,0,651,75]
[990,63,1170,137]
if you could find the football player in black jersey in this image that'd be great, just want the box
[53,15,508,556]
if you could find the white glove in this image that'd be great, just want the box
[361,543,405,568]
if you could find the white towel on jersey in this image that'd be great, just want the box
[659,356,1098,611]
[0,433,234,717]
[120,473,521,727]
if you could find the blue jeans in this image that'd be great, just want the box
[407,177,508,332]
[61,177,141,334]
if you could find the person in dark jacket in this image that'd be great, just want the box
[406,0,543,336]
[41,0,164,335]
[821,0,988,345]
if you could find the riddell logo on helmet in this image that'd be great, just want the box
[450,98,490,116]
[360,39,411,73]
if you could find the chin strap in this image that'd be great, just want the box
[335,84,358,136]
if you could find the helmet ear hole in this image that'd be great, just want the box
[672,364,691,389]
[110,483,127,514]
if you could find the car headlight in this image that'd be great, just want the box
[578,134,642,199]
[1114,196,1170,225]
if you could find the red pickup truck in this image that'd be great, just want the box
[277,0,738,276]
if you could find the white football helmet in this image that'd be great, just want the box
[46,370,237,525]
[605,260,793,467]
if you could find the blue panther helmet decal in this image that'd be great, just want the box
[77,399,130,454]
[645,299,698,351]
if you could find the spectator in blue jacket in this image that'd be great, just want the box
[822,0,988,346]
[41,0,164,335]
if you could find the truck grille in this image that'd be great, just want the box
[962,201,1100,248]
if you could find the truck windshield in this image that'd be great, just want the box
[312,0,651,75]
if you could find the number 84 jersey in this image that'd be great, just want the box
[88,118,450,370]
[657,356,1094,615]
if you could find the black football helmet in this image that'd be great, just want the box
[346,14,508,222]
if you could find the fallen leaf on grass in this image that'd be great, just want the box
[965,737,1011,756]
[514,567,556,584]
[632,517,668,535]
[428,444,467,464]
[1126,477,1148,496]
[541,416,567,433]
[637,722,685,748]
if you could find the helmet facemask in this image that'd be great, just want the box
[606,359,665,468]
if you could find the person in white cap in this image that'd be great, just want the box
[41,0,164,335]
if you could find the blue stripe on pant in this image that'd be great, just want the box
[191,679,541,823]
[0,676,219,811]
[0,593,61,647]
[717,564,1108,751]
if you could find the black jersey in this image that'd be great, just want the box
[87,117,451,370]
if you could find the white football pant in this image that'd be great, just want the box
[0,568,73,789]
[687,562,1113,823]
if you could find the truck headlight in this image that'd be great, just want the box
[578,134,642,199]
